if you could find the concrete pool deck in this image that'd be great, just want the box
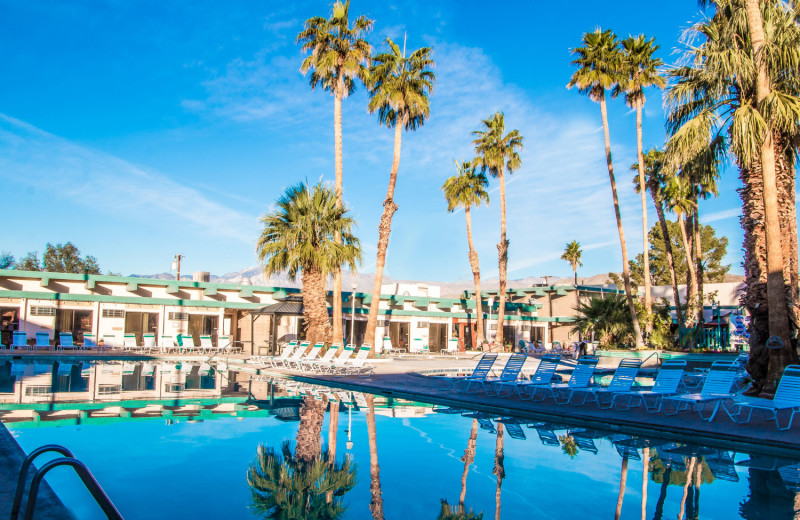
[252,355,800,456]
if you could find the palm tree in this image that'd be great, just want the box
[641,446,650,520]
[297,0,373,347]
[365,394,384,520]
[632,149,684,329]
[438,501,484,520]
[443,161,490,347]
[614,454,629,520]
[472,113,524,349]
[256,182,361,345]
[666,0,800,390]
[492,423,505,520]
[363,37,435,349]
[572,294,634,348]
[458,419,479,509]
[615,35,665,334]
[561,240,583,285]
[568,28,644,348]
[663,175,699,329]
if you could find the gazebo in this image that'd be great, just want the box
[247,295,304,355]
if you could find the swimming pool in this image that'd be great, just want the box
[2,359,798,519]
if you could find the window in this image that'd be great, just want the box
[97,384,122,395]
[164,383,185,393]
[378,320,390,327]
[416,322,429,329]
[102,309,125,318]
[25,385,52,396]
[168,312,189,321]
[30,306,56,317]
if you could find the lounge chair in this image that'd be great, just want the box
[474,353,528,394]
[723,364,800,430]
[12,331,28,352]
[258,341,298,367]
[534,426,562,447]
[443,338,459,355]
[442,353,498,390]
[300,343,340,372]
[567,358,643,407]
[321,344,355,373]
[611,435,641,461]
[198,335,215,354]
[287,342,324,370]
[609,359,687,412]
[35,332,51,351]
[142,333,157,354]
[123,333,138,352]
[159,335,175,353]
[703,450,740,482]
[461,412,497,433]
[661,360,739,421]
[58,332,77,352]
[82,333,97,351]
[177,334,197,354]
[778,463,800,492]
[410,338,428,354]
[529,355,600,402]
[335,344,374,377]
[500,419,527,440]
[496,353,561,398]
[567,429,599,454]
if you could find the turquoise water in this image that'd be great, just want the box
[2,360,799,519]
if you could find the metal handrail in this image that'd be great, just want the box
[639,350,661,368]
[10,444,74,520]
[22,457,123,520]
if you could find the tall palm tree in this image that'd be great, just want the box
[632,149,684,329]
[666,0,800,390]
[663,175,699,329]
[615,35,665,333]
[365,394,384,520]
[472,113,524,349]
[363,37,435,349]
[256,182,361,345]
[443,161,490,348]
[568,28,644,348]
[614,454,629,520]
[297,0,373,347]
[561,240,583,285]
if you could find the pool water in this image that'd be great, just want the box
[2,361,799,519]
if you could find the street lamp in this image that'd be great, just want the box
[345,398,353,450]
[351,282,358,346]
[712,301,721,349]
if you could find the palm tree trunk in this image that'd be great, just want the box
[693,204,704,325]
[653,466,671,520]
[364,119,404,351]
[366,394,384,520]
[465,208,486,346]
[636,101,653,334]
[493,423,505,520]
[302,266,333,345]
[459,419,478,509]
[332,85,344,347]
[652,192,684,328]
[295,394,328,464]
[496,168,509,350]
[573,267,578,286]
[679,457,697,520]
[599,92,643,348]
[678,215,698,329]
[744,0,794,390]
[641,447,650,520]
[326,399,340,504]
[615,454,629,520]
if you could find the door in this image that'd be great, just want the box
[388,322,409,351]
[188,315,219,346]
[124,312,159,345]
[56,309,94,343]
[428,323,447,352]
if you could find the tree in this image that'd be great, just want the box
[568,28,643,348]
[255,182,361,345]
[666,0,800,391]
[472,112,523,349]
[663,175,700,327]
[572,294,634,348]
[297,0,373,347]
[15,252,41,271]
[561,240,583,285]
[438,500,483,520]
[362,37,435,349]
[40,242,101,274]
[630,220,730,289]
[493,422,505,520]
[0,252,14,270]
[615,34,665,334]
[443,161,490,347]
[632,148,684,328]
[365,394,384,520]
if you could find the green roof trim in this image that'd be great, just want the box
[166,284,180,295]
[203,287,217,296]
[126,281,138,291]
[0,289,264,310]
[84,279,96,290]
[39,276,49,288]
[555,288,569,296]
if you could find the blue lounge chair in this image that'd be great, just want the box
[661,360,739,421]
[567,429,599,455]
[536,428,561,447]
[530,355,600,402]
[58,332,76,352]
[704,451,740,482]
[11,331,28,352]
[502,421,527,440]
[610,359,687,411]
[723,364,800,430]
[778,463,800,492]
[34,332,51,351]
[444,353,498,390]
[461,412,497,433]
[495,353,561,398]
[567,358,642,407]
[477,353,528,394]
[82,333,97,351]
[611,436,641,461]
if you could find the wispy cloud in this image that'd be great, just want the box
[703,207,740,223]
[0,114,258,243]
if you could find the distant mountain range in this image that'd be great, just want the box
[128,266,744,298]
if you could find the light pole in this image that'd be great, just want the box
[350,282,358,346]
[172,254,184,281]
[712,301,721,349]
[345,397,353,450]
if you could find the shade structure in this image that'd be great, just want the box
[247,295,304,355]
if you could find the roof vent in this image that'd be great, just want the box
[193,271,210,282]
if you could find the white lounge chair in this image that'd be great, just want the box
[334,344,374,377]
[321,344,356,373]
[287,342,324,370]
[496,353,561,398]
[724,364,800,430]
[142,333,157,354]
[567,358,643,407]
[530,355,600,403]
[262,341,299,367]
[444,337,459,355]
[661,360,739,421]
[199,335,215,354]
[610,359,687,411]
[123,333,138,352]
[301,343,341,372]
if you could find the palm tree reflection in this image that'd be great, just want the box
[247,395,357,519]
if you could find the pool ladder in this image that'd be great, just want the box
[10,444,123,520]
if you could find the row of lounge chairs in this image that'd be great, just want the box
[4,331,239,355]
[443,353,800,430]
[251,341,374,377]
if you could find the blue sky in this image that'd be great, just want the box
[0,1,746,282]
